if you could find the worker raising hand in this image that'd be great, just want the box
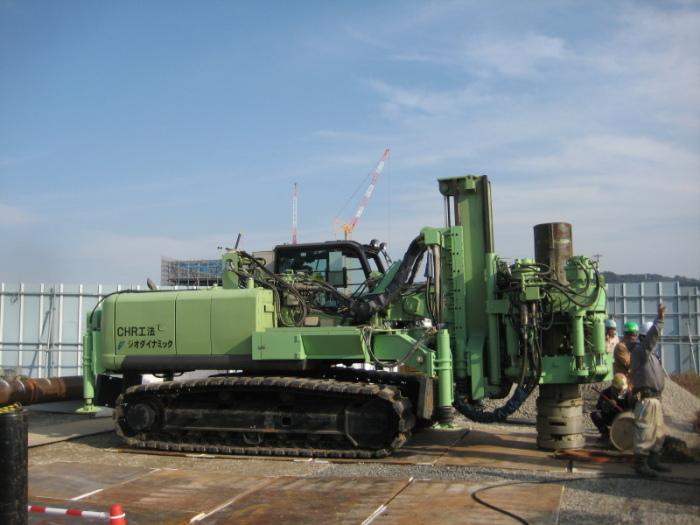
[658,303,666,320]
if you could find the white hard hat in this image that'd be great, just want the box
[639,321,654,336]
[605,319,617,329]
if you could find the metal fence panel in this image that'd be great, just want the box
[607,282,700,374]
[0,282,191,378]
[1,280,699,378]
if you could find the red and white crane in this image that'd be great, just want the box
[337,148,391,240]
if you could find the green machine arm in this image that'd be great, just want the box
[436,175,609,421]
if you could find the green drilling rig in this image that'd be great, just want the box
[80,175,610,457]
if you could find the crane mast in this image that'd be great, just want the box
[340,148,391,240]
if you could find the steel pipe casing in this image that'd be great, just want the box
[0,376,83,406]
[533,222,573,284]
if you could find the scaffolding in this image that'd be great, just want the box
[160,257,222,286]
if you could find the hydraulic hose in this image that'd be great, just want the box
[453,385,530,423]
[454,332,537,423]
[351,235,426,322]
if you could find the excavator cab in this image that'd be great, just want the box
[273,240,386,294]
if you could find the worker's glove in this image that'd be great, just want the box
[658,303,666,320]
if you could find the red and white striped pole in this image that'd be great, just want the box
[344,148,391,239]
[28,503,127,524]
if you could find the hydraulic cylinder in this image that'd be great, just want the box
[592,316,606,355]
[77,331,100,414]
[571,315,588,375]
[436,328,455,422]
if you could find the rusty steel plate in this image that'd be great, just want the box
[29,461,152,500]
[437,428,568,472]
[28,496,194,525]
[372,479,562,524]
[83,468,275,514]
[203,477,410,525]
[569,454,700,480]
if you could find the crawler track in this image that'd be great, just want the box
[115,375,415,459]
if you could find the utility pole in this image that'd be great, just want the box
[292,182,298,245]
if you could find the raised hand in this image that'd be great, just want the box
[657,303,666,320]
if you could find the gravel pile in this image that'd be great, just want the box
[659,379,700,448]
[479,378,700,450]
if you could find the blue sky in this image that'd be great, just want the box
[1,1,699,284]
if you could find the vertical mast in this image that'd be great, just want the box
[292,182,298,245]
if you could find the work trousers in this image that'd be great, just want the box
[590,411,613,436]
[633,397,665,455]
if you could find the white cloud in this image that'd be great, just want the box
[313,129,390,143]
[0,153,38,167]
[584,5,700,111]
[388,52,456,66]
[4,3,699,281]
[0,204,39,226]
[513,134,699,178]
[342,2,699,277]
[342,25,391,50]
[67,229,300,284]
[371,173,699,278]
[364,79,491,117]
[462,33,568,77]
[492,179,700,277]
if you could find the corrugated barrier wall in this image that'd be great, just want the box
[1,281,698,378]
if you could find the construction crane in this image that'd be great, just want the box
[337,148,391,240]
[292,182,298,245]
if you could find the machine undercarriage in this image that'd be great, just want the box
[117,372,421,458]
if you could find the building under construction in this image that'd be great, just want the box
[160,257,222,286]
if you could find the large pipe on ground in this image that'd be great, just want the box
[533,223,585,450]
[0,376,83,406]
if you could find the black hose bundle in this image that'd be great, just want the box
[454,315,541,424]
[350,235,426,322]
[454,385,531,423]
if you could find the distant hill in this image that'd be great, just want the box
[602,271,700,286]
